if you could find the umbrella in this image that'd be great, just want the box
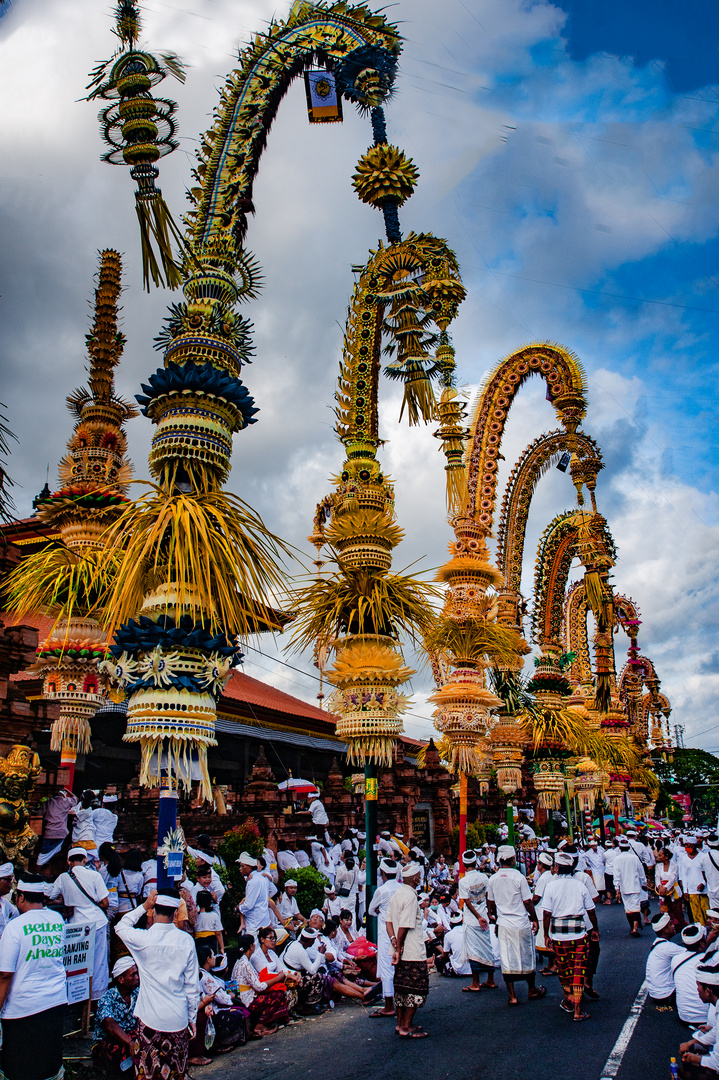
[277,778,318,796]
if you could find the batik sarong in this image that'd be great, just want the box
[0,1003,66,1080]
[497,924,536,976]
[213,1005,249,1048]
[393,958,429,1009]
[553,937,588,1005]
[247,989,289,1029]
[132,1020,189,1080]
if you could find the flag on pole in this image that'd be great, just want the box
[304,69,343,124]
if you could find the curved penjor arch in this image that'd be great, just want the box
[464,342,588,535]
[495,429,603,630]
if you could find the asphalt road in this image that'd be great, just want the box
[199,903,686,1080]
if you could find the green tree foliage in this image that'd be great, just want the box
[288,867,328,916]
[654,749,719,822]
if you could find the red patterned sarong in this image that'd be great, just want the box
[553,937,588,1005]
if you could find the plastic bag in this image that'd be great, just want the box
[204,1014,216,1050]
[346,935,377,958]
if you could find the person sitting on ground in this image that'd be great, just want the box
[679,961,719,1079]
[251,926,302,1018]
[437,912,471,977]
[196,944,248,1052]
[277,879,307,935]
[231,933,291,1037]
[283,927,379,1013]
[646,912,683,1007]
[194,890,224,955]
[91,956,139,1076]
[673,925,711,1027]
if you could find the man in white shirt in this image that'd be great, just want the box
[49,846,110,1000]
[440,913,472,976]
[307,792,330,843]
[0,875,67,1080]
[585,839,607,897]
[69,790,100,865]
[458,850,495,991]
[92,795,119,850]
[237,851,281,934]
[646,912,684,1004]
[679,961,719,1074]
[309,837,332,881]
[542,853,599,1021]
[276,840,300,874]
[117,889,200,1080]
[704,836,719,912]
[680,839,710,927]
[368,858,403,1017]
[386,863,429,1038]
[0,864,18,940]
[277,880,307,933]
[672,924,710,1026]
[613,838,647,936]
[487,845,543,1006]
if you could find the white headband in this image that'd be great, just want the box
[403,861,421,878]
[68,848,87,860]
[0,863,13,878]
[237,852,257,867]
[17,880,46,894]
[652,913,672,932]
[155,893,182,909]
[112,956,137,978]
[284,880,298,888]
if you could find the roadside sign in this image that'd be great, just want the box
[63,924,95,1005]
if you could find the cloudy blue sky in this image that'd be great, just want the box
[1,0,717,751]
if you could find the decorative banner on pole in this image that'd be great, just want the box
[365,776,378,800]
[64,924,95,1005]
[304,70,343,123]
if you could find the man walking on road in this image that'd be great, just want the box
[387,862,429,1038]
[487,845,545,1006]
[117,888,200,1080]
[614,837,647,936]
[368,858,402,1018]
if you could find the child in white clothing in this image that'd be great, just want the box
[194,889,224,954]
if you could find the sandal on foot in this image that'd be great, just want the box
[559,1001,573,1014]
[398,1029,429,1038]
[507,999,520,1006]
[528,986,547,1000]
[462,986,483,992]
[370,1009,396,1017]
[574,1012,591,1022]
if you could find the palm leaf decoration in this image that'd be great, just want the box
[288,569,439,655]
[488,667,538,717]
[101,484,292,640]
[427,618,526,670]
[3,543,120,625]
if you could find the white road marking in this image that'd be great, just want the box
[599,980,649,1080]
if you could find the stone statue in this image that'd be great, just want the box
[0,745,41,863]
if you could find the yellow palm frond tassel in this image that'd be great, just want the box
[50,715,92,755]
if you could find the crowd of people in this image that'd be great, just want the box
[3,785,719,1079]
